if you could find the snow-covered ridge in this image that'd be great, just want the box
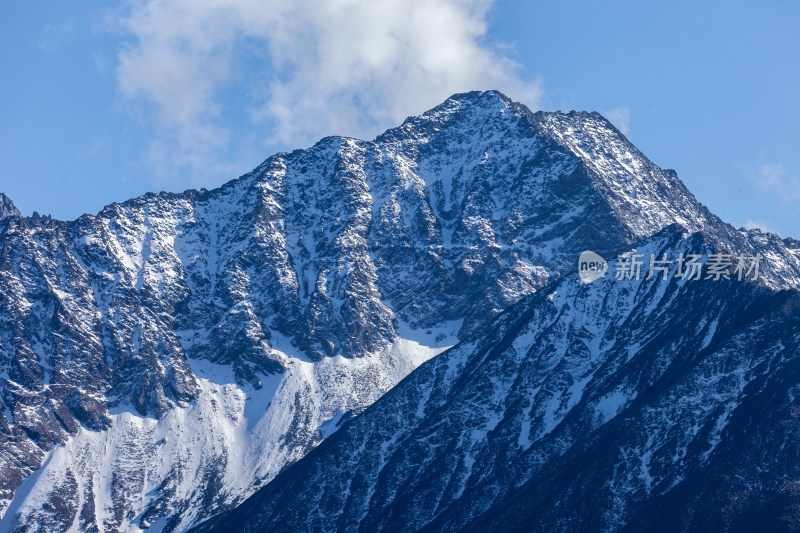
[201,226,800,532]
[0,326,454,532]
[2,90,800,531]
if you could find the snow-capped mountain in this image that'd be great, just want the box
[196,226,800,532]
[1,91,799,532]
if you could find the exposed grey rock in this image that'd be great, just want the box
[0,194,20,220]
[199,226,800,532]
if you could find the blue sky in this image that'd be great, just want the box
[1,0,799,237]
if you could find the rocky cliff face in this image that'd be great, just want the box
[1,91,799,532]
[198,226,800,532]
[0,194,19,220]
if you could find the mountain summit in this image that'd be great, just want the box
[1,91,799,531]
[0,193,20,219]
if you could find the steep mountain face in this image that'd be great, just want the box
[1,90,799,532]
[198,226,800,533]
[0,195,19,220]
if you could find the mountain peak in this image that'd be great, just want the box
[411,90,618,140]
[375,91,716,244]
[0,193,20,219]
[441,89,516,108]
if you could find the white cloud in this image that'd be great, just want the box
[602,106,631,136]
[114,0,541,186]
[744,219,778,234]
[753,163,800,201]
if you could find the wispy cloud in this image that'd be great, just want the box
[112,0,541,187]
[752,162,800,201]
[744,218,779,235]
[602,106,631,136]
[38,19,77,51]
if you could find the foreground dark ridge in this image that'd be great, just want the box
[198,226,800,532]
